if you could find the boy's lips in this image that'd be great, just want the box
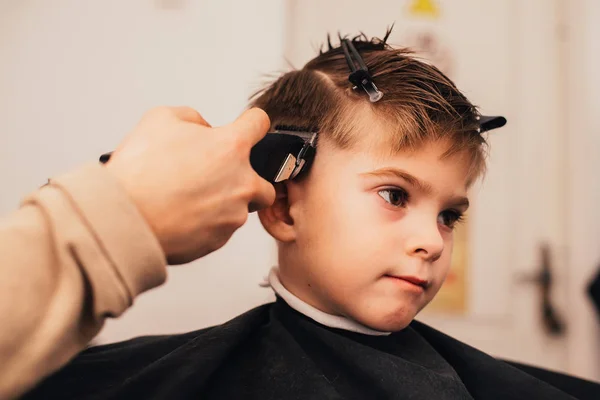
[385,274,429,289]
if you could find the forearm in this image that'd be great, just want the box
[0,163,167,399]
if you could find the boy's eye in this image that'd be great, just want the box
[438,210,464,229]
[378,188,409,207]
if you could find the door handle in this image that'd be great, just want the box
[516,243,566,336]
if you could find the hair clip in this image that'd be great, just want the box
[477,115,507,133]
[341,39,384,103]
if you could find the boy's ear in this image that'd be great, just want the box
[257,183,296,243]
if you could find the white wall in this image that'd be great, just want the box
[0,0,283,343]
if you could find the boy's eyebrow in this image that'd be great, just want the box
[361,168,434,194]
[361,167,470,208]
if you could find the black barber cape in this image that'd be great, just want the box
[24,298,600,399]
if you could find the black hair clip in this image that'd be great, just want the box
[341,39,383,103]
[477,115,507,133]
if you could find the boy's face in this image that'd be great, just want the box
[260,129,473,332]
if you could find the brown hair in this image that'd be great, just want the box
[249,31,487,181]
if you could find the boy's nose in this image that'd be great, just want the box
[404,219,444,263]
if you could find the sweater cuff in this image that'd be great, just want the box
[50,162,167,299]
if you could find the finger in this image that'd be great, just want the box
[248,176,276,213]
[171,106,212,127]
[227,107,271,146]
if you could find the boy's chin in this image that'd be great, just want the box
[365,318,413,333]
[353,308,417,333]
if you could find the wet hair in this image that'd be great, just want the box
[250,28,487,181]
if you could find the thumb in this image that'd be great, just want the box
[171,106,212,127]
[226,108,271,146]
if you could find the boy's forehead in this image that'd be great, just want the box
[319,133,473,193]
[316,106,480,189]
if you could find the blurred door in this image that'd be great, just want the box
[285,0,571,374]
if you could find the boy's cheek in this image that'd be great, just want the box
[428,257,454,296]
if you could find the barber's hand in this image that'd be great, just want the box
[104,106,275,264]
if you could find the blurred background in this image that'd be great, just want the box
[1,0,599,382]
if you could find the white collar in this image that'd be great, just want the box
[264,267,391,336]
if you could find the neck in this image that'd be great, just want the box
[268,267,391,336]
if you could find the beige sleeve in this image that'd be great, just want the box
[0,163,167,400]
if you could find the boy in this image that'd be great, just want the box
[23,32,599,399]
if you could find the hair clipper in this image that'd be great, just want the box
[98,125,318,184]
